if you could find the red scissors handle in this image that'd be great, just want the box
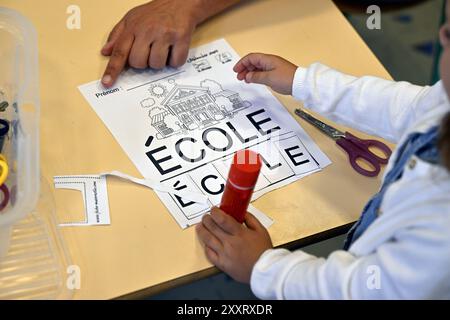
[336,132,392,177]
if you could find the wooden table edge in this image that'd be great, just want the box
[114,221,355,300]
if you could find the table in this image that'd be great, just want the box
[2,0,392,299]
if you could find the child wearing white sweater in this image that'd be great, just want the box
[196,3,450,299]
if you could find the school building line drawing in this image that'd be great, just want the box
[143,79,252,140]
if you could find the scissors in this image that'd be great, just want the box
[295,108,392,177]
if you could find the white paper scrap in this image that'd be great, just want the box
[53,170,208,227]
[54,171,273,228]
[101,170,208,204]
[54,175,111,226]
[248,205,273,229]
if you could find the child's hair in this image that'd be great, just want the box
[439,112,450,170]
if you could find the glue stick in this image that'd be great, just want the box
[220,149,262,223]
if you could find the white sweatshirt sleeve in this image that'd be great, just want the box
[250,170,450,299]
[292,63,443,143]
[250,216,450,300]
[248,64,450,300]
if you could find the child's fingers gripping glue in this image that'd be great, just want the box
[220,149,262,223]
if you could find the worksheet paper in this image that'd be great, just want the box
[78,39,331,228]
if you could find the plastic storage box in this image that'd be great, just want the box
[0,7,72,299]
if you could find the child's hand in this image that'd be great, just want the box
[233,53,298,95]
[196,206,273,283]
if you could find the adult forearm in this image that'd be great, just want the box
[190,0,242,24]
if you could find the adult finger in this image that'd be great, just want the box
[169,37,190,68]
[102,33,134,87]
[202,214,229,241]
[128,34,152,69]
[101,20,125,56]
[196,223,223,253]
[149,40,171,69]
[210,206,243,235]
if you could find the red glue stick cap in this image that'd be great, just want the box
[228,150,262,189]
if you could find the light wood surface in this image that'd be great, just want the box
[2,0,393,299]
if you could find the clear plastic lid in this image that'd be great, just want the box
[0,7,40,227]
[0,7,72,299]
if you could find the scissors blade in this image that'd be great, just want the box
[294,108,344,140]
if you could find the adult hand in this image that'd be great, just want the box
[101,0,200,87]
[196,206,273,283]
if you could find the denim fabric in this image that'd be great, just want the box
[343,126,441,249]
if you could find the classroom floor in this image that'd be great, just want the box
[344,0,443,85]
[149,0,444,300]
